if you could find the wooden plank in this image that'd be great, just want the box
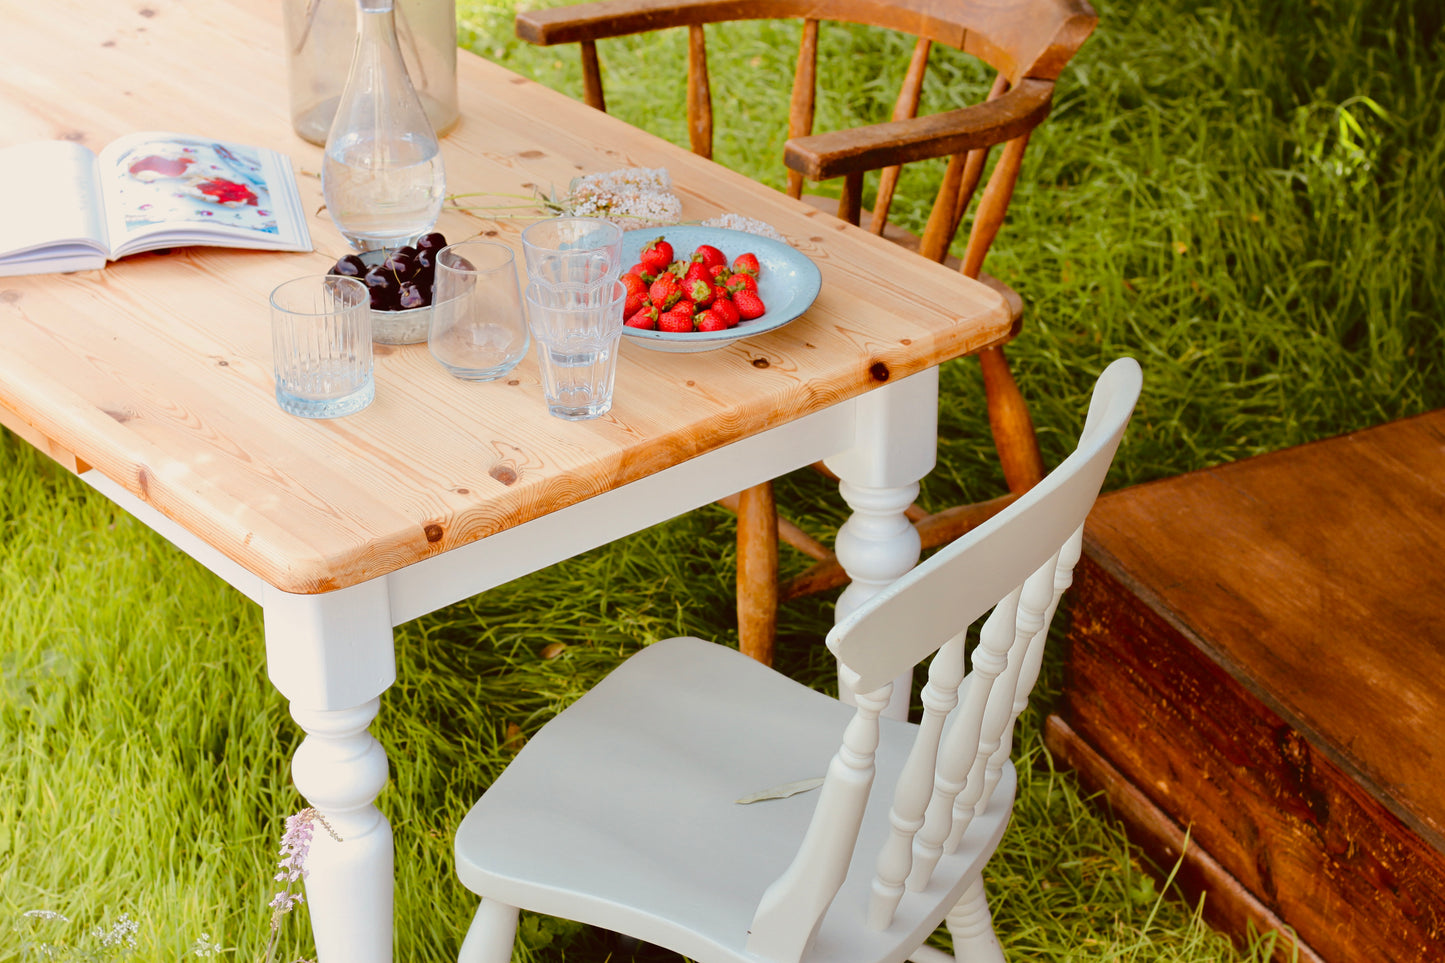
[1078,411,1445,852]
[0,0,1013,595]
[1055,412,1445,960]
[1043,714,1325,963]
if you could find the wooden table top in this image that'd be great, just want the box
[1082,409,1445,850]
[0,0,1011,595]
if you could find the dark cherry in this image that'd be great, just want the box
[329,254,367,278]
[396,245,418,260]
[381,251,414,278]
[416,231,447,252]
[413,249,436,288]
[397,282,427,310]
[363,264,400,310]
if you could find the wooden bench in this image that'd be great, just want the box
[1045,410,1445,963]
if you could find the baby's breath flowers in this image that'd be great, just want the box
[448,166,682,228]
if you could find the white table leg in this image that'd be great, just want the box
[824,367,940,720]
[263,579,398,963]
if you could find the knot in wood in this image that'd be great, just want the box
[869,362,891,382]
[489,464,519,486]
[424,524,445,543]
[751,358,770,369]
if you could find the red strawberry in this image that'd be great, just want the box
[708,263,730,280]
[693,244,727,271]
[695,307,731,332]
[684,277,715,307]
[639,237,673,274]
[624,289,649,317]
[731,252,761,277]
[732,288,766,320]
[712,297,740,328]
[683,260,711,285]
[726,272,758,296]
[625,304,659,329]
[657,306,695,333]
[648,272,683,310]
[621,271,647,295]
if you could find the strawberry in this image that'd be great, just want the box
[725,272,758,296]
[624,289,649,317]
[624,304,659,329]
[648,272,684,310]
[711,297,740,328]
[695,307,731,332]
[708,263,730,280]
[657,306,695,333]
[683,260,712,286]
[732,288,767,320]
[621,271,647,296]
[693,244,727,272]
[639,237,673,274]
[684,277,715,307]
[731,252,761,277]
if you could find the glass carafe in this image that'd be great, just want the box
[321,0,446,251]
[284,0,458,146]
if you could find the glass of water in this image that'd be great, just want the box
[523,279,627,420]
[429,241,530,381]
[270,275,375,419]
[520,217,623,287]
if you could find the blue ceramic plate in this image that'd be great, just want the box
[619,226,822,353]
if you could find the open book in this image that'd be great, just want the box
[0,131,312,277]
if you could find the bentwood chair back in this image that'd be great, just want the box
[453,358,1142,963]
[515,0,1100,663]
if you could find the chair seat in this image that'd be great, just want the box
[454,637,1016,963]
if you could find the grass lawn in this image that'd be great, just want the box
[2,0,1440,959]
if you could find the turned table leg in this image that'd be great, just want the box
[263,580,398,963]
[825,368,939,720]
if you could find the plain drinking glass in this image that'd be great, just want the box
[270,274,375,419]
[429,241,530,381]
[520,217,624,288]
[523,279,627,420]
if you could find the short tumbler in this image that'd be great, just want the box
[271,274,375,419]
[429,241,530,381]
[520,217,623,288]
[524,279,626,420]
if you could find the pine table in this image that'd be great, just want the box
[0,1,1013,959]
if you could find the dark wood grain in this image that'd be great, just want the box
[1056,410,1445,963]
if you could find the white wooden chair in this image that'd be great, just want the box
[453,358,1143,963]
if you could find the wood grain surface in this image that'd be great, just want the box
[0,0,1011,595]
[1059,411,1445,962]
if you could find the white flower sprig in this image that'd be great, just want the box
[447,166,682,228]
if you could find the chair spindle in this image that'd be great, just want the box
[687,23,713,158]
[786,19,821,199]
[867,630,968,930]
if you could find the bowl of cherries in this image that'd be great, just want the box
[328,232,448,345]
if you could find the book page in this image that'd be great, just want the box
[98,132,310,257]
[0,141,108,274]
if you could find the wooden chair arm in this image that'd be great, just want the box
[516,0,979,48]
[783,77,1053,181]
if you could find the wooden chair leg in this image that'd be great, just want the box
[978,345,1044,493]
[736,481,779,665]
[457,898,519,963]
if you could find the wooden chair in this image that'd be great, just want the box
[515,0,1099,664]
[453,358,1142,963]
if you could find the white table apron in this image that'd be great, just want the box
[76,367,939,963]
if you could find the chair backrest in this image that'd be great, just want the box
[745,357,1142,960]
[516,0,1098,274]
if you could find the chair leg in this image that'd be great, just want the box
[978,346,1044,494]
[457,898,519,963]
[736,481,779,665]
[945,876,1005,963]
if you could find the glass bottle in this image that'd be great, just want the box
[322,0,446,251]
[283,0,458,147]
